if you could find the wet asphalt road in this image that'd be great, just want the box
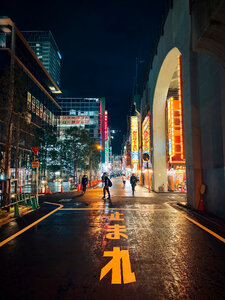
[0,180,225,300]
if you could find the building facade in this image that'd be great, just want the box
[0,18,61,192]
[57,97,106,163]
[135,0,225,220]
[22,31,61,88]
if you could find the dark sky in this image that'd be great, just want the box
[2,0,165,154]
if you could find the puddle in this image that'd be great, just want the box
[73,202,90,208]
[59,199,73,203]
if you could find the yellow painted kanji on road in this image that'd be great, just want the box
[100,247,136,284]
[108,212,124,221]
[106,224,128,239]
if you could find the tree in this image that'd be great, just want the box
[62,127,92,180]
[38,125,59,179]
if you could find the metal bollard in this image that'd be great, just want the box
[14,196,20,218]
[34,195,39,209]
[27,194,32,206]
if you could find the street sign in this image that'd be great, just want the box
[31,147,40,155]
[31,161,40,168]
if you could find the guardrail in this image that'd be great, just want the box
[1,193,39,218]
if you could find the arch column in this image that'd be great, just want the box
[152,47,181,192]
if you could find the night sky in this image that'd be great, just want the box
[2,0,165,154]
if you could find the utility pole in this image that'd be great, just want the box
[3,22,15,206]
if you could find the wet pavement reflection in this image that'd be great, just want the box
[0,179,225,299]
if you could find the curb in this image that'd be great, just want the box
[0,206,34,227]
[170,202,225,234]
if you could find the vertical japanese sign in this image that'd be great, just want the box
[104,111,108,141]
[167,97,174,159]
[27,92,31,110]
[31,147,40,206]
[105,111,108,163]
[167,97,185,164]
[105,140,109,163]
[131,116,139,164]
[142,113,150,155]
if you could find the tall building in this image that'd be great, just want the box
[22,31,61,88]
[57,97,106,163]
[0,18,61,188]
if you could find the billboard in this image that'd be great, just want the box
[167,97,185,164]
[131,116,139,164]
[142,113,150,155]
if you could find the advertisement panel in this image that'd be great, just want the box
[142,113,150,155]
[59,116,90,126]
[131,116,139,164]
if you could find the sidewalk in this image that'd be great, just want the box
[0,184,98,226]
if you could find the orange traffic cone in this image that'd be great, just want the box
[199,195,204,211]
[44,186,47,194]
[60,185,63,193]
[77,184,80,191]
[181,184,184,193]
[48,186,51,194]
[19,187,22,194]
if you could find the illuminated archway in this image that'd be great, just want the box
[152,47,183,192]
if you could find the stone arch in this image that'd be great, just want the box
[152,47,182,192]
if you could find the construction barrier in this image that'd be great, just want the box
[12,193,39,218]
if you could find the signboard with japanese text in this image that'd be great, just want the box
[27,92,31,110]
[142,113,150,155]
[27,92,55,126]
[31,161,40,168]
[60,116,90,126]
[131,116,139,164]
[167,97,185,164]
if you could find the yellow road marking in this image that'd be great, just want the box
[100,247,136,284]
[181,213,225,243]
[0,202,63,248]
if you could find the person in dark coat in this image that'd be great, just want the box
[130,173,138,195]
[102,172,111,200]
[81,175,88,193]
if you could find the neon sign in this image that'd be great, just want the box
[105,111,108,141]
[131,116,139,164]
[167,96,185,164]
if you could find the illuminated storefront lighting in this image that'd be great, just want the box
[131,116,139,164]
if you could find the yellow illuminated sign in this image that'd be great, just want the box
[142,114,150,155]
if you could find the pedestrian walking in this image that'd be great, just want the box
[130,173,138,196]
[102,172,112,200]
[81,174,88,194]
[122,174,126,188]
